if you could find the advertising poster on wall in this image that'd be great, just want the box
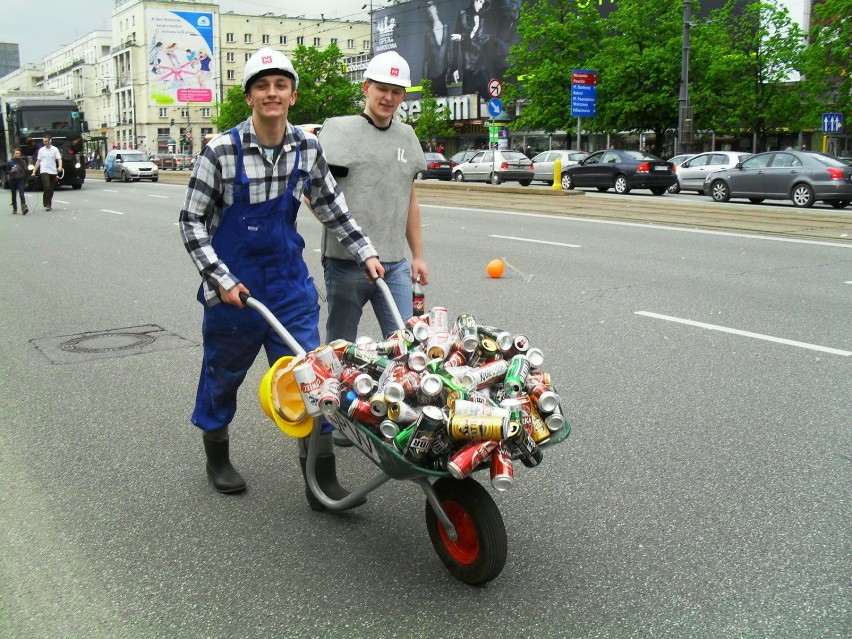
[147,10,215,106]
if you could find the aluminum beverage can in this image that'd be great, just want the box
[318,377,342,415]
[489,444,515,491]
[368,392,388,417]
[387,400,421,424]
[407,348,429,371]
[443,350,467,368]
[454,313,480,353]
[505,414,543,467]
[403,405,445,462]
[446,440,498,480]
[393,424,415,453]
[379,419,400,439]
[528,382,560,414]
[416,373,444,405]
[313,344,343,376]
[527,371,553,387]
[347,397,381,425]
[477,325,513,352]
[448,414,508,441]
[526,347,544,368]
[293,360,328,416]
[338,365,362,388]
[374,334,409,357]
[410,321,431,343]
[503,354,532,397]
[451,398,510,419]
[504,396,550,444]
[383,370,420,403]
[428,306,450,333]
[352,372,377,397]
[426,330,452,361]
[544,403,567,433]
[510,334,530,355]
[461,359,509,390]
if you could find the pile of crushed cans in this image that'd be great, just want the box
[290,306,568,491]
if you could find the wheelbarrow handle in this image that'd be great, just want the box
[239,291,308,357]
[373,277,407,332]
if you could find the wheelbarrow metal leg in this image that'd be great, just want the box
[416,478,458,541]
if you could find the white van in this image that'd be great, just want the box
[103,150,159,182]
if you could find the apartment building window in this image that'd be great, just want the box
[227,69,235,80]
[279,35,287,45]
[262,35,270,44]
[313,37,321,47]
[159,108,168,117]
[245,52,252,61]
[331,38,337,45]
[201,107,211,118]
[226,52,235,63]
[363,40,370,50]
[201,127,213,136]
[347,39,354,49]
[180,108,189,118]
[244,34,252,44]
[158,128,170,137]
[226,32,235,43]
[296,36,304,45]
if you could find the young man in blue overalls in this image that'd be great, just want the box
[179,48,384,507]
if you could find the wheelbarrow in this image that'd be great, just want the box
[244,279,570,585]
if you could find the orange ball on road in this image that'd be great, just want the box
[486,258,505,278]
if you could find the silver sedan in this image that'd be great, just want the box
[672,151,753,194]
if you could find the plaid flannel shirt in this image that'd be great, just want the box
[179,118,377,306]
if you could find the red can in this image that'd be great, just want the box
[489,444,515,491]
[446,440,498,480]
[347,397,381,425]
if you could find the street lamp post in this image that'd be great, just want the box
[677,0,694,154]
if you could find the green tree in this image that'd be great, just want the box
[413,79,455,144]
[801,0,852,120]
[211,44,361,132]
[503,0,605,134]
[587,0,683,151]
[690,0,807,148]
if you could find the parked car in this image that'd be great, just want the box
[452,150,534,185]
[159,153,194,170]
[561,149,676,194]
[530,150,588,183]
[103,150,159,182]
[449,149,479,168]
[665,153,696,192]
[704,150,852,208]
[670,151,753,194]
[416,152,453,180]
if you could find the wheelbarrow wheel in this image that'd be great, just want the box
[425,477,507,585]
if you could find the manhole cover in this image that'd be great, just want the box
[31,324,197,364]
[60,332,157,354]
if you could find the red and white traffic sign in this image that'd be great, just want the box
[488,79,502,98]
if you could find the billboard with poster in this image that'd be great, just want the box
[375,0,734,100]
[147,9,215,106]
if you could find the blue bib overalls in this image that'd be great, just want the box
[192,129,320,432]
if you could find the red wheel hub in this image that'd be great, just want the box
[438,500,480,565]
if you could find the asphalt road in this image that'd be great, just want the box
[1,177,849,638]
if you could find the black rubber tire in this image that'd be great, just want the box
[614,175,631,194]
[72,184,82,190]
[650,187,667,195]
[596,186,609,192]
[561,173,574,190]
[152,177,159,182]
[748,198,765,204]
[827,200,849,209]
[710,179,730,202]
[415,171,425,180]
[122,171,130,183]
[519,179,531,186]
[791,183,815,208]
[425,477,507,586]
[490,172,502,185]
[104,171,111,182]
[667,182,680,194]
[453,171,464,182]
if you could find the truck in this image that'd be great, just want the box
[1,92,89,190]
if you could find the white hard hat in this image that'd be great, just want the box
[364,51,411,88]
[242,47,299,92]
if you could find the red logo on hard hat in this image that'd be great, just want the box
[390,67,400,77]
[262,55,273,64]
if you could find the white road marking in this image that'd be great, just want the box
[489,234,581,248]
[148,194,170,199]
[101,209,125,215]
[635,311,851,357]
[424,205,852,249]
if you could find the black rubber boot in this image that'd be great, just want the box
[203,437,246,494]
[299,455,366,512]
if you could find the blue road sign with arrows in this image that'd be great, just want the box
[822,112,844,133]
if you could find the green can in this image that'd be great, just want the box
[503,354,531,397]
